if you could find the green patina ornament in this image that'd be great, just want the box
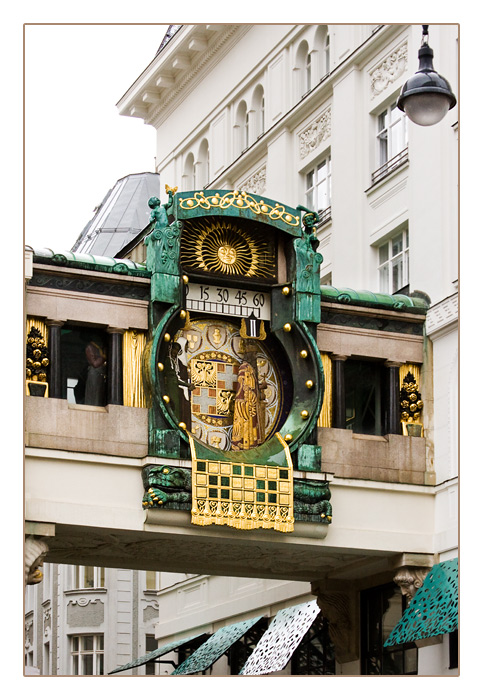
[142,464,192,510]
[293,479,332,522]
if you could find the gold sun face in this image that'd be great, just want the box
[180,218,276,279]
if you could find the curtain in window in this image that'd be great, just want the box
[123,330,146,407]
[317,353,332,427]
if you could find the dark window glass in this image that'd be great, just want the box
[145,635,157,675]
[60,325,108,406]
[291,612,336,674]
[344,359,387,435]
[229,619,268,675]
[361,582,417,675]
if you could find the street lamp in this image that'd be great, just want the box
[397,25,456,126]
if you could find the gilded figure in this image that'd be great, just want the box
[231,342,267,451]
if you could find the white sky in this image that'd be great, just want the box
[25,24,167,252]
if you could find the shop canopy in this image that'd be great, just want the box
[239,600,320,676]
[108,632,207,675]
[384,558,458,647]
[172,615,263,675]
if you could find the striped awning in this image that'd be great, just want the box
[172,616,262,675]
[384,558,458,647]
[240,600,320,675]
[108,632,206,675]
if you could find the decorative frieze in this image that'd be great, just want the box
[238,164,266,195]
[299,108,331,159]
[370,42,408,99]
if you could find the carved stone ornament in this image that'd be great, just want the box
[393,566,431,601]
[299,107,331,160]
[311,585,359,663]
[370,42,408,99]
[238,165,266,195]
[25,536,49,586]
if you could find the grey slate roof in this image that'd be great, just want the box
[71,172,159,257]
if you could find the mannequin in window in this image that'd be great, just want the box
[84,340,107,406]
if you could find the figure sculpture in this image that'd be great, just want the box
[231,342,267,451]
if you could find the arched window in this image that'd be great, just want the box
[314,25,330,80]
[235,100,249,154]
[295,40,310,99]
[197,139,210,188]
[252,85,265,140]
[183,152,195,190]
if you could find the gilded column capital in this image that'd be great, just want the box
[25,536,49,586]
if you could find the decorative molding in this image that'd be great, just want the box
[393,566,431,601]
[425,293,458,336]
[369,41,408,99]
[148,26,245,124]
[299,107,331,159]
[238,164,267,195]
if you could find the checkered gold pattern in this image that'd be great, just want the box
[189,434,294,532]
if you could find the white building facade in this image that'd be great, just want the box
[114,23,458,676]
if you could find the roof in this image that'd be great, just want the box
[320,285,429,313]
[71,172,160,257]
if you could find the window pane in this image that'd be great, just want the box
[97,635,104,651]
[391,233,403,256]
[379,243,389,264]
[97,654,104,676]
[392,255,403,292]
[83,636,94,651]
[146,571,157,589]
[72,655,79,675]
[379,264,389,293]
[84,566,94,588]
[82,654,93,676]
[98,568,105,587]
[72,636,79,652]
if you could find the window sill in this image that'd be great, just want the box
[350,432,388,442]
[64,588,107,596]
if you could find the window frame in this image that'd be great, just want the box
[305,155,332,222]
[73,565,105,589]
[71,634,104,676]
[377,230,409,295]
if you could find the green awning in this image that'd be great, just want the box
[108,632,206,674]
[384,558,458,647]
[171,616,262,675]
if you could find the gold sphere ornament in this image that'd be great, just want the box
[305,380,314,389]
[178,422,187,430]
[282,286,291,296]
[158,362,164,372]
[162,395,170,403]
[417,400,424,409]
[300,350,308,359]
[180,310,187,319]
[300,410,309,419]
[41,358,49,366]
[283,323,292,332]
[164,333,171,342]
[401,411,409,420]
[284,433,293,442]
[182,274,189,284]
[410,403,417,412]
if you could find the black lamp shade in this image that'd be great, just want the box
[397,44,456,126]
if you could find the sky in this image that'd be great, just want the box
[24,24,167,252]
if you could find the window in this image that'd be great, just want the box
[295,40,311,99]
[74,566,105,589]
[235,101,249,154]
[60,325,108,406]
[145,570,161,590]
[378,230,409,295]
[71,635,104,675]
[183,152,195,190]
[291,613,335,674]
[306,156,331,220]
[373,102,408,183]
[361,583,417,675]
[145,635,158,675]
[344,359,386,436]
[252,84,265,140]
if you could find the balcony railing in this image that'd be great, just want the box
[371,147,408,186]
[317,206,332,226]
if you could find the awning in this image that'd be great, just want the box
[108,632,207,675]
[384,558,458,647]
[172,616,263,675]
[239,600,320,676]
